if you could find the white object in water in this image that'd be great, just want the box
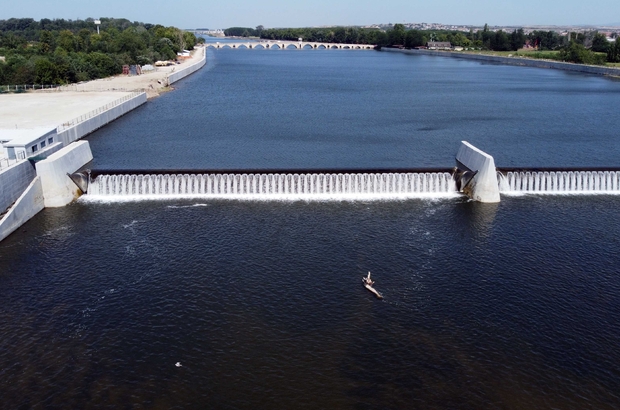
[175,362,182,367]
[362,272,383,299]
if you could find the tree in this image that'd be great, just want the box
[491,30,511,51]
[405,30,427,48]
[560,41,606,65]
[34,57,58,84]
[39,30,54,54]
[388,23,405,46]
[57,30,76,52]
[607,38,620,62]
[510,29,526,51]
[591,32,610,53]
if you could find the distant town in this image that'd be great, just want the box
[193,23,620,40]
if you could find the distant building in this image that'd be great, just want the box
[427,42,452,50]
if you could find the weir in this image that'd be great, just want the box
[498,168,620,194]
[84,169,458,200]
[76,145,620,202]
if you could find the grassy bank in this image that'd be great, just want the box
[461,48,617,67]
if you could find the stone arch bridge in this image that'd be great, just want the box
[206,41,376,50]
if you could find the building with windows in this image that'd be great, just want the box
[2,128,58,160]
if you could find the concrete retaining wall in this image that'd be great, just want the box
[56,92,147,146]
[168,48,206,84]
[382,48,620,77]
[35,141,93,207]
[0,177,44,242]
[0,160,36,212]
[456,141,500,203]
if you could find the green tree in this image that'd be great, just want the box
[591,32,610,53]
[39,30,54,53]
[388,24,405,46]
[510,29,526,51]
[607,38,620,62]
[560,41,606,65]
[404,30,427,48]
[34,57,58,84]
[57,30,76,52]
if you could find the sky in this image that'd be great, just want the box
[2,0,619,29]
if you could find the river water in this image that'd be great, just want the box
[1,42,620,409]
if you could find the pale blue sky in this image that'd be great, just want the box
[2,0,619,29]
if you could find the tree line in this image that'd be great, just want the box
[225,24,620,65]
[0,17,201,86]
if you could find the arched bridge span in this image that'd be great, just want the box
[206,41,375,50]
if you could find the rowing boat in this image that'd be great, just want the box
[362,272,383,299]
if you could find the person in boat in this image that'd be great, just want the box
[365,272,375,287]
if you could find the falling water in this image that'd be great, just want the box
[499,171,620,194]
[86,172,458,200]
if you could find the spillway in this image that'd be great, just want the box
[85,171,459,200]
[499,170,620,194]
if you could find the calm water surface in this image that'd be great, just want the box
[1,45,620,409]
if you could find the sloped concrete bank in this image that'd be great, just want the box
[0,160,36,212]
[381,48,620,77]
[0,177,44,242]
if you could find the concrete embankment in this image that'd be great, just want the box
[382,48,620,77]
[0,48,207,242]
[57,92,147,145]
[168,47,206,84]
[0,160,36,213]
[0,177,44,242]
[0,142,93,241]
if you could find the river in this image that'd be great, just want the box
[0,40,619,409]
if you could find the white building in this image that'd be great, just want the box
[2,128,58,160]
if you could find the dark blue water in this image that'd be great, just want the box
[86,47,620,170]
[1,46,620,409]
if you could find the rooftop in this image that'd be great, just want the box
[1,128,56,147]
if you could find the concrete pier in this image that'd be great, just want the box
[456,141,501,203]
[35,141,94,207]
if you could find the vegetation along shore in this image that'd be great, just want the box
[0,18,205,87]
[224,24,620,67]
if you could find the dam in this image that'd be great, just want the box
[80,162,620,202]
[85,169,458,200]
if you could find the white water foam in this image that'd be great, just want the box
[83,172,460,202]
[498,171,620,195]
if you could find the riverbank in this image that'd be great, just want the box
[0,46,206,241]
[51,45,206,99]
[382,48,620,77]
